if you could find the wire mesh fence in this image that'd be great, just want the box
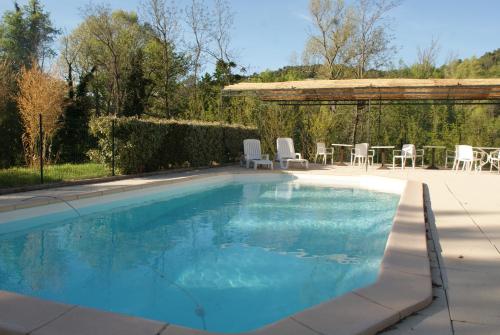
[0,115,115,190]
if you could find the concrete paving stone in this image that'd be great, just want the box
[381,249,430,278]
[160,324,216,335]
[355,268,432,319]
[0,290,75,335]
[292,292,399,335]
[249,318,321,335]
[404,309,454,335]
[441,254,500,275]
[445,267,500,326]
[453,321,500,335]
[384,224,428,258]
[380,308,453,335]
[418,287,449,317]
[32,306,167,335]
[160,319,322,335]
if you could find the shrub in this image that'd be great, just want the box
[89,117,259,174]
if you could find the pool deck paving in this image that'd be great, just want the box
[0,164,499,335]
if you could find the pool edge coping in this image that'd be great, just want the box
[0,173,431,335]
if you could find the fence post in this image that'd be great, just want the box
[39,114,44,184]
[111,118,115,176]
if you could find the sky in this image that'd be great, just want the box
[1,0,499,74]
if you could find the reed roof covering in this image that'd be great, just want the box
[223,78,500,101]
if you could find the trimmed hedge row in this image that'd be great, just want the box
[89,117,259,174]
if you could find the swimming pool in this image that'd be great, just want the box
[0,175,400,333]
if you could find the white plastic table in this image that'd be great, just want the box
[371,146,395,169]
[332,144,353,166]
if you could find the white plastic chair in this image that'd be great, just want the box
[445,146,457,169]
[489,150,500,173]
[243,139,273,170]
[415,147,425,167]
[276,137,309,169]
[351,143,373,167]
[392,144,417,169]
[314,142,334,165]
[453,145,480,171]
[351,145,374,166]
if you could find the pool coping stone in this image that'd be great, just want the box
[0,172,430,335]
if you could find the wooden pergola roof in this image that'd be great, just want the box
[223,78,500,102]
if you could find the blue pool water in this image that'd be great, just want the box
[0,179,399,333]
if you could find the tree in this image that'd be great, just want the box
[304,0,355,79]
[185,0,211,84]
[0,60,14,114]
[123,49,148,117]
[0,59,23,167]
[70,6,148,116]
[350,0,398,78]
[208,0,234,65]
[53,67,95,163]
[184,0,211,117]
[59,32,81,99]
[16,63,66,165]
[0,0,60,69]
[143,0,186,118]
[143,35,188,118]
[414,38,441,78]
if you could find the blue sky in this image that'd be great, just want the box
[1,0,499,73]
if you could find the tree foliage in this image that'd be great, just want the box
[0,0,60,168]
[0,60,23,167]
[16,63,66,165]
[0,0,59,69]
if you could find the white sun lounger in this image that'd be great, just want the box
[276,137,309,169]
[243,139,273,170]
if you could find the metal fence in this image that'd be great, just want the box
[0,115,116,191]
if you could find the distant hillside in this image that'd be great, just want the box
[470,49,499,73]
[248,65,320,82]
[246,49,500,82]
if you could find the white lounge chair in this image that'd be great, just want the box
[392,144,417,169]
[351,143,373,167]
[276,138,309,169]
[314,142,334,165]
[453,145,480,171]
[243,139,273,170]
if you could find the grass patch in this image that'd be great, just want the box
[0,163,111,188]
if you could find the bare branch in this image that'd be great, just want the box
[207,0,234,63]
[184,0,211,81]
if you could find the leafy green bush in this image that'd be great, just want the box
[89,117,259,174]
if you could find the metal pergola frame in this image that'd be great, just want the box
[275,100,500,106]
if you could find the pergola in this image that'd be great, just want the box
[222,78,500,169]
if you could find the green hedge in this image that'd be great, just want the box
[89,117,259,174]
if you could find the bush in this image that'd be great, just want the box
[89,117,259,174]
